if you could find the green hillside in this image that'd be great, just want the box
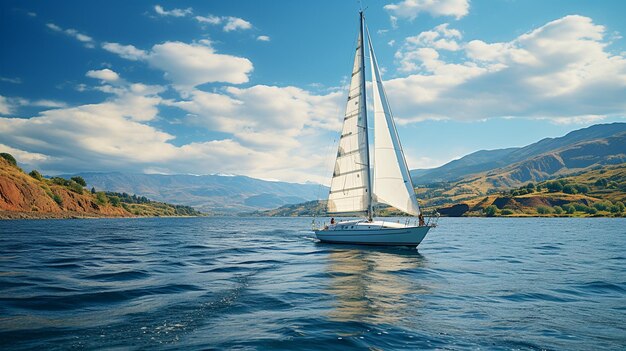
[436,163,626,217]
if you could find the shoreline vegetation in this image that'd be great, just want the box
[249,163,626,218]
[0,153,204,220]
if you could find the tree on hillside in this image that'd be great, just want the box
[537,206,553,214]
[594,178,608,187]
[574,184,590,194]
[96,192,108,205]
[68,181,83,194]
[29,170,43,181]
[562,184,578,194]
[109,196,121,207]
[593,201,612,211]
[71,176,87,187]
[563,204,576,214]
[0,153,17,166]
[484,205,498,217]
[546,181,563,192]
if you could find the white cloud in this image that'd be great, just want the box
[154,5,192,17]
[257,35,270,42]
[386,15,626,124]
[194,14,252,32]
[46,22,94,48]
[385,0,470,20]
[0,77,21,84]
[545,115,607,125]
[0,78,170,171]
[102,42,148,60]
[147,41,253,89]
[0,96,12,115]
[223,16,252,32]
[405,155,451,169]
[30,100,68,108]
[396,23,463,72]
[0,95,67,114]
[195,15,222,24]
[172,85,342,148]
[0,77,344,183]
[0,144,48,164]
[390,15,398,29]
[86,68,120,82]
[161,84,345,182]
[102,40,253,89]
[46,23,62,31]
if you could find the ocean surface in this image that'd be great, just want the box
[0,217,625,350]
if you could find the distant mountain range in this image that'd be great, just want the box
[40,122,626,216]
[60,172,328,214]
[410,122,626,187]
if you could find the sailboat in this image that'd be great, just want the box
[314,12,437,247]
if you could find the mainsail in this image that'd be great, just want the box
[367,31,421,216]
[327,14,372,216]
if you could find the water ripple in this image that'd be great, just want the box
[0,217,624,350]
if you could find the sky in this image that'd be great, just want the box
[1,0,625,184]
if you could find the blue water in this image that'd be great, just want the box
[0,217,625,350]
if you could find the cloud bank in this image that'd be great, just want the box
[387,15,626,124]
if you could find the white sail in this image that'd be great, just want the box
[367,31,421,216]
[327,22,371,214]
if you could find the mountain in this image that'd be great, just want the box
[0,155,202,219]
[256,123,626,217]
[411,123,626,210]
[411,123,626,185]
[61,172,328,214]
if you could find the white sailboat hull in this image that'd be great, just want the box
[314,220,431,247]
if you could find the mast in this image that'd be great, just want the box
[359,11,373,221]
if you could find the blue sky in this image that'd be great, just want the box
[1,0,625,183]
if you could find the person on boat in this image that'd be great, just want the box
[330,217,335,225]
[418,213,425,226]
